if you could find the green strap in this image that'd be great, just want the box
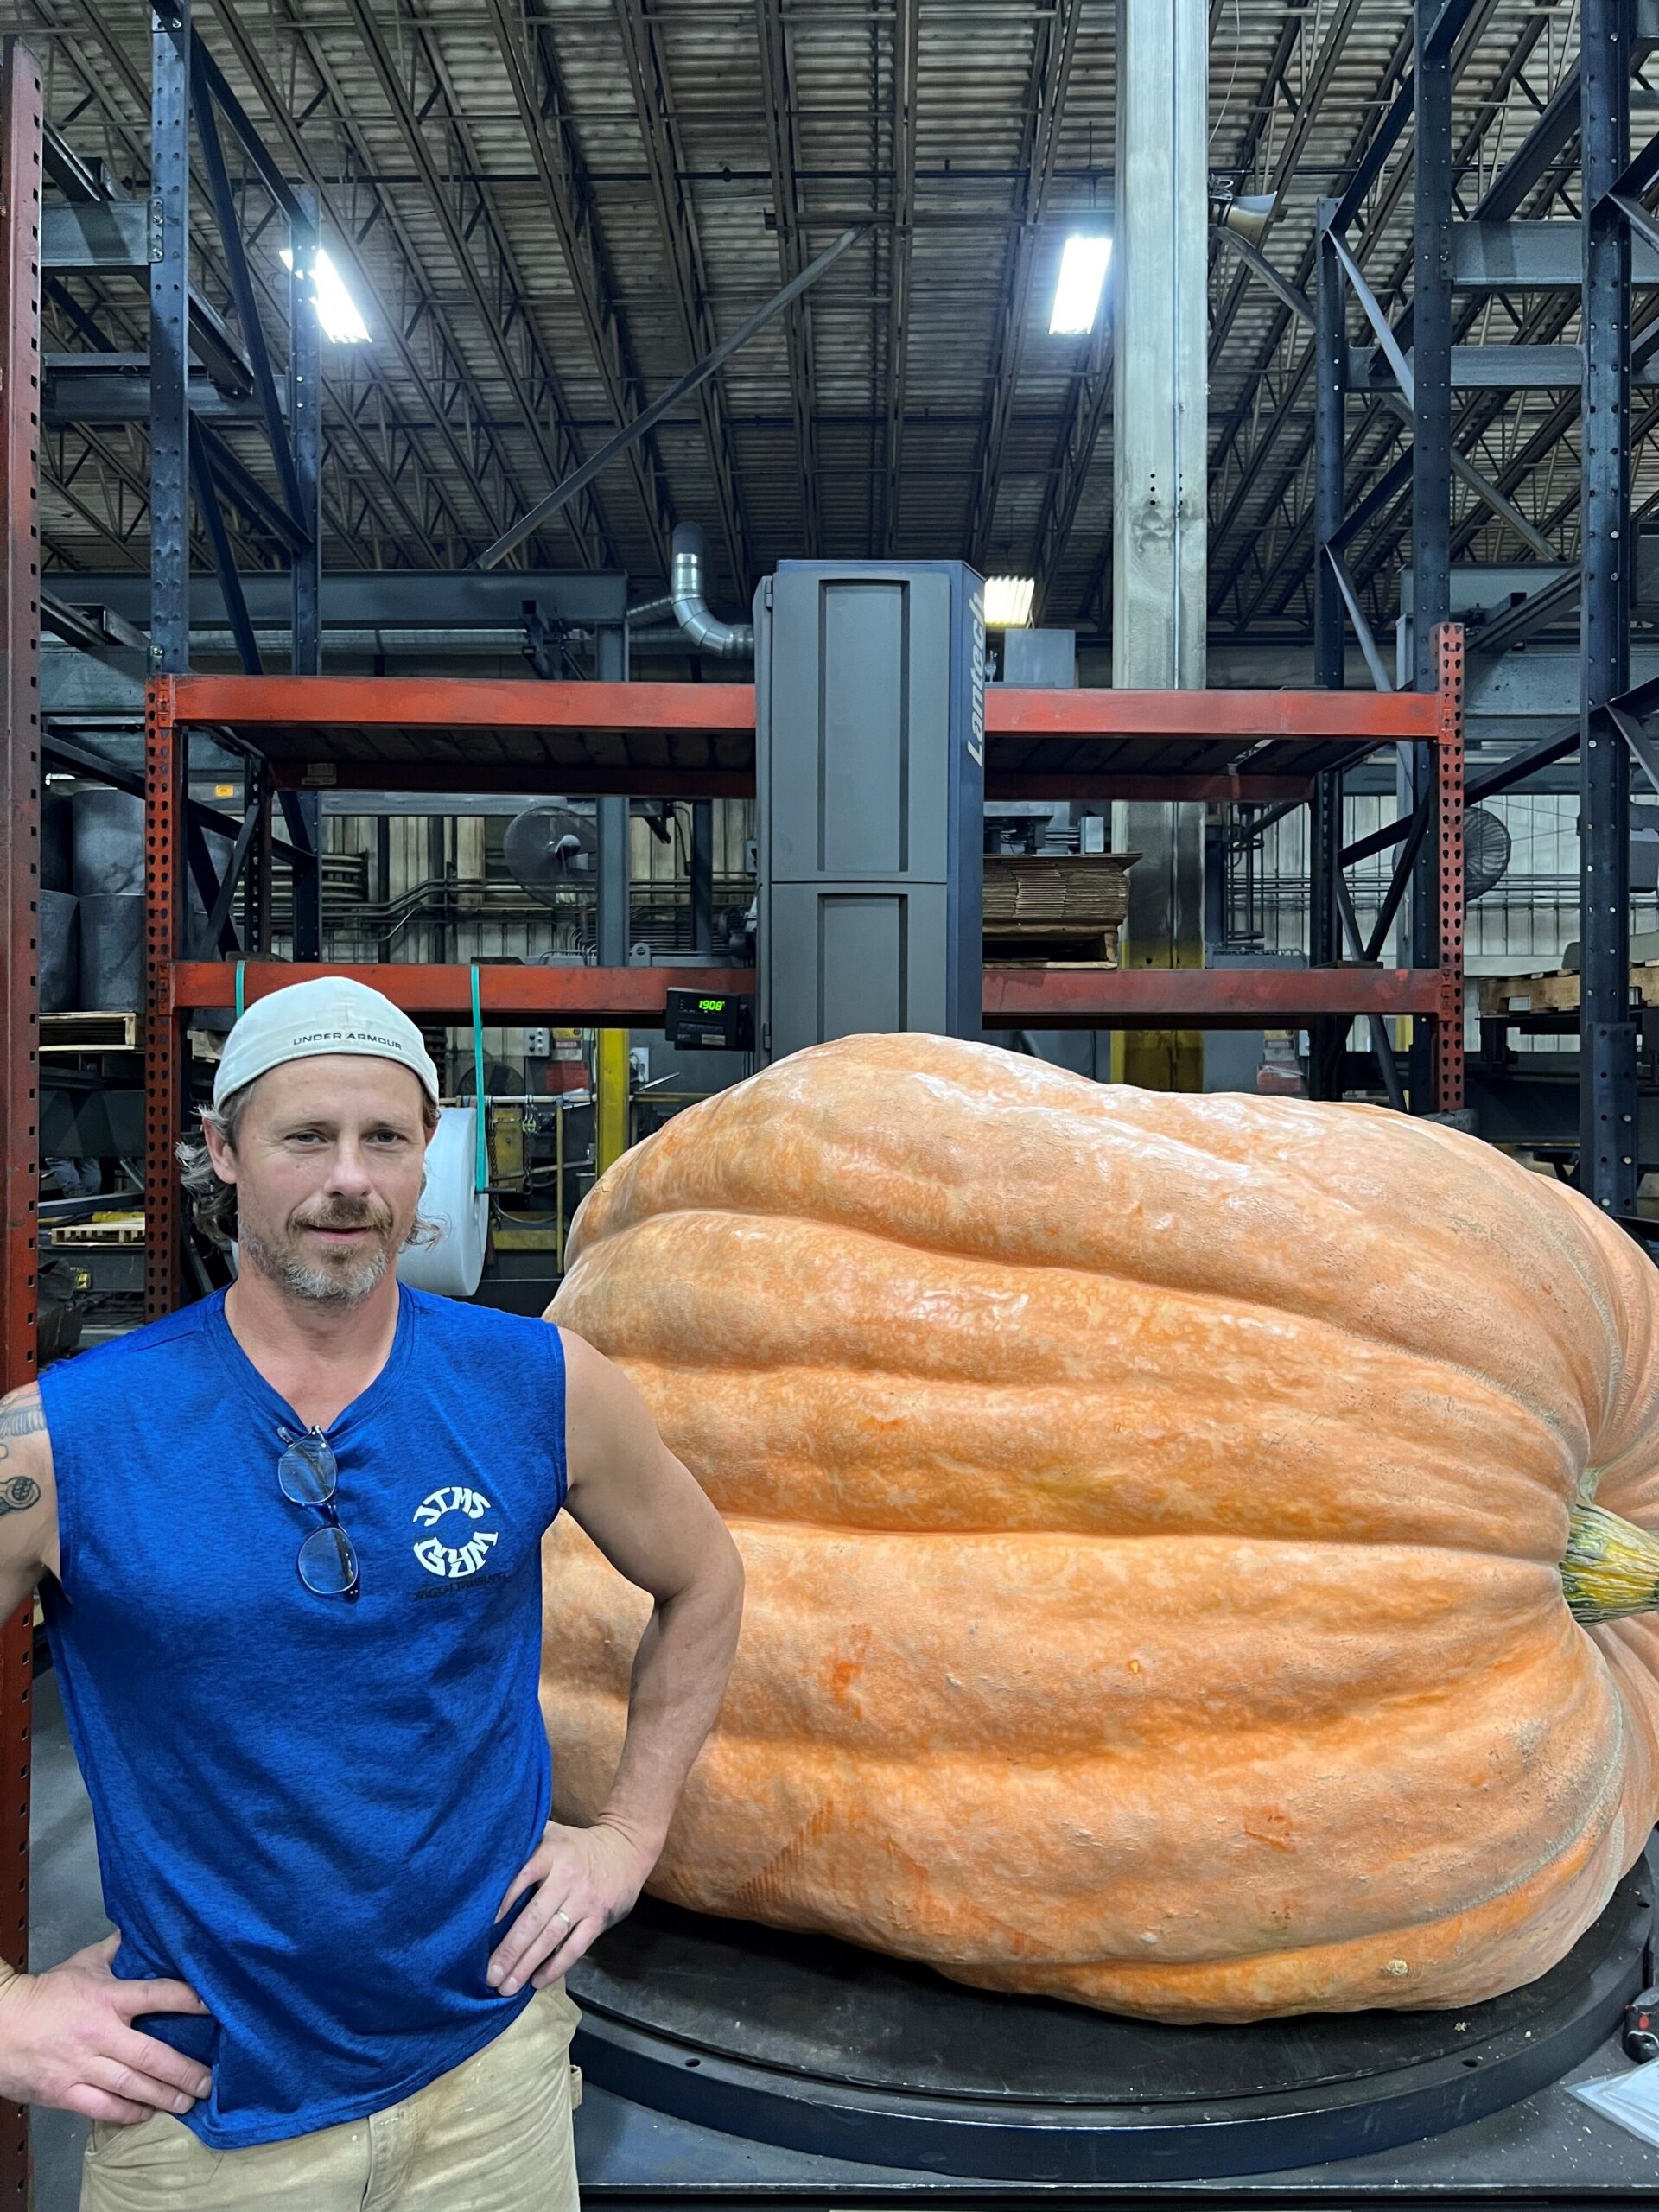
[234,960,245,1020]
[470,965,487,1194]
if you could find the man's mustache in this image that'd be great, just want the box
[291,1200,396,1234]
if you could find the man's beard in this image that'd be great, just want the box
[241,1198,404,1308]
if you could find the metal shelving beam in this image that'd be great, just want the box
[0,39,40,2205]
[143,645,1467,1313]
[1581,0,1638,1215]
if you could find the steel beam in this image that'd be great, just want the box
[966,0,1082,569]
[289,189,322,957]
[204,0,543,563]
[1032,317,1114,613]
[50,571,630,628]
[156,671,1446,744]
[42,364,264,427]
[149,4,191,677]
[470,227,861,573]
[1314,200,1346,701]
[41,197,148,268]
[612,0,751,590]
[290,192,321,676]
[190,48,306,535]
[983,966,1443,1030]
[166,961,1441,1032]
[1408,0,1454,1110]
[1348,341,1601,387]
[880,0,918,555]
[1332,72,1415,236]
[754,0,823,553]
[1581,0,1637,1215]
[690,799,715,953]
[481,0,675,569]
[595,623,630,969]
[1451,217,1659,285]
[0,44,41,2201]
[1112,0,1208,1091]
[187,419,261,675]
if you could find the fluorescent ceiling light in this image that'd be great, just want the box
[1049,234,1112,335]
[280,245,370,345]
[983,575,1035,629]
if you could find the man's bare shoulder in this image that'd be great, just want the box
[0,1383,57,1588]
[0,1382,51,1485]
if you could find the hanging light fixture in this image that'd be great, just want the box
[983,576,1035,628]
[1049,236,1112,335]
[280,245,371,345]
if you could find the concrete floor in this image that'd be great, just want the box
[29,1663,110,2212]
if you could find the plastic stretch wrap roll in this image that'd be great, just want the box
[397,1105,488,1298]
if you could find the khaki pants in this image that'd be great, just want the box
[80,1984,582,2212]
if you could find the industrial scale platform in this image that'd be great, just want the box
[569,1854,1659,2204]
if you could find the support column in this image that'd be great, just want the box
[595,622,630,966]
[1312,201,1346,697]
[149,0,190,678]
[1111,0,1206,1090]
[1581,0,1636,1214]
[288,189,323,960]
[1306,197,1348,1100]
[0,41,41,2203]
[690,799,715,953]
[1408,3,1453,1108]
[594,620,630,1167]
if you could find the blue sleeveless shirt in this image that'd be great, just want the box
[39,1286,567,2149]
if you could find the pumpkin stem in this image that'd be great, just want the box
[1561,1502,1659,1624]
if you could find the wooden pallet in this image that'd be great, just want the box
[1478,964,1659,1017]
[48,1213,143,1246]
[40,1009,141,1052]
[985,928,1121,969]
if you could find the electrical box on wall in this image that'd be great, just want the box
[754,561,985,1063]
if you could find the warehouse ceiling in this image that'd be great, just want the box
[26,0,1620,640]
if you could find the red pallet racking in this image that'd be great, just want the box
[143,626,1466,1318]
[0,39,40,2204]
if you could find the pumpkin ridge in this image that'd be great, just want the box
[613,1360,1573,1550]
[566,1058,1622,1428]
[561,1205,1607,1454]
[545,1634,1623,1967]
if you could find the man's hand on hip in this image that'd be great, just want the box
[0,1934,213,2123]
[489,1819,655,1995]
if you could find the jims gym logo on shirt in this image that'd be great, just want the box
[411,1486,500,1580]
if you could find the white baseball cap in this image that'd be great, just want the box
[213,976,441,1108]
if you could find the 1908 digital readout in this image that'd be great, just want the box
[664,988,754,1052]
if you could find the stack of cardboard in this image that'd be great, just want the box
[982,852,1138,967]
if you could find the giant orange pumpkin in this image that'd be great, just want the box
[541,1033,1659,2024]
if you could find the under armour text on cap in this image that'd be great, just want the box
[212,976,442,1108]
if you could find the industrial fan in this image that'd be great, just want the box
[503,800,596,904]
[1463,804,1511,903]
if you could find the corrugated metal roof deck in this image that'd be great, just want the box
[26,0,1624,641]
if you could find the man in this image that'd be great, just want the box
[0,976,744,2209]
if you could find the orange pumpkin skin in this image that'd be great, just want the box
[541,1033,1659,2023]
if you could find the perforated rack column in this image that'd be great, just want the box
[144,677,185,1320]
[1433,623,1466,1116]
[0,39,41,2205]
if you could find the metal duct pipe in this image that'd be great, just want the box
[627,523,753,657]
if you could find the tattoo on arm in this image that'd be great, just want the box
[0,1478,38,1516]
[0,1395,44,1471]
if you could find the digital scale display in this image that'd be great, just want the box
[664,988,755,1052]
